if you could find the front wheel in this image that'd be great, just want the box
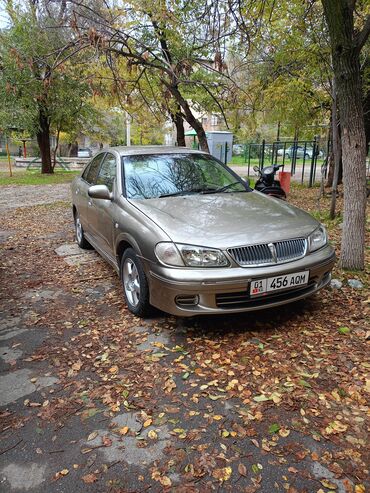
[121,248,151,317]
[74,212,92,249]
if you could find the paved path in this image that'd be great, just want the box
[0,184,70,212]
[0,185,368,493]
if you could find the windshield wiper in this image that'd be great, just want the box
[159,186,217,198]
[201,182,245,194]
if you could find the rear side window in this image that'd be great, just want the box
[96,153,117,192]
[82,153,105,184]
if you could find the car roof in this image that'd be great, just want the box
[105,146,209,157]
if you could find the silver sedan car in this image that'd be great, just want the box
[71,146,335,317]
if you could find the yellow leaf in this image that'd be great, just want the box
[159,476,172,487]
[72,361,82,371]
[279,429,290,437]
[212,466,232,482]
[148,430,157,439]
[213,415,223,421]
[109,366,118,374]
[173,428,185,434]
[87,431,98,441]
[153,342,164,348]
[60,469,69,476]
[355,486,365,493]
[119,426,129,436]
[222,430,230,437]
[320,479,337,489]
[143,419,152,428]
[325,420,348,435]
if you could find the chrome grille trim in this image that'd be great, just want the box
[228,238,307,267]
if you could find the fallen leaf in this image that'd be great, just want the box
[82,473,98,484]
[320,479,337,489]
[119,426,129,436]
[325,420,348,435]
[87,431,98,441]
[238,463,247,477]
[212,466,232,482]
[268,423,280,434]
[102,436,112,447]
[253,394,269,402]
[338,326,350,335]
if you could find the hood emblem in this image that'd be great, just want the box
[268,243,278,263]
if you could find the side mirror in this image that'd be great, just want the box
[253,165,260,173]
[88,185,112,200]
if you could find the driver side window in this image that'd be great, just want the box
[82,153,105,184]
[96,153,117,192]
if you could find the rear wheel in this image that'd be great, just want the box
[121,248,151,317]
[74,212,91,249]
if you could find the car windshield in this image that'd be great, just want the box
[123,153,249,199]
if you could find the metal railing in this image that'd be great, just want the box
[234,137,324,186]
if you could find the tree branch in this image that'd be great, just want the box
[355,15,370,51]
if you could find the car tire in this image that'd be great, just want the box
[74,212,92,249]
[121,248,151,317]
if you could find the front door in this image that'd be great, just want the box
[77,152,105,234]
[88,152,117,256]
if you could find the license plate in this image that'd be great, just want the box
[250,271,309,297]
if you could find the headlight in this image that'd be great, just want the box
[155,242,184,266]
[155,242,229,267]
[308,225,327,252]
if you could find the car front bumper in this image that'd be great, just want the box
[146,245,336,316]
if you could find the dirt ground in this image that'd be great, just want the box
[0,184,369,493]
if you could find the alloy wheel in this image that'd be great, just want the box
[123,258,141,307]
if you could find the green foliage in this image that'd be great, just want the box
[0,3,94,144]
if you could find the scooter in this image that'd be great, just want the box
[253,164,287,200]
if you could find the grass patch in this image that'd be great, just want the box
[0,169,80,186]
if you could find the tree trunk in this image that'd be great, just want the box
[52,126,61,171]
[36,108,52,174]
[173,111,185,147]
[167,83,210,152]
[330,80,342,219]
[326,102,343,188]
[322,0,368,270]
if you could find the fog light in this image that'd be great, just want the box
[175,295,199,307]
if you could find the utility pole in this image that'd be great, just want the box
[126,112,131,146]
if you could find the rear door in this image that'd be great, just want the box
[76,153,105,234]
[88,152,117,255]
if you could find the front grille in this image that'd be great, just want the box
[228,238,306,267]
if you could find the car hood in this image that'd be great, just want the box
[131,191,319,248]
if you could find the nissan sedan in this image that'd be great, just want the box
[71,146,335,317]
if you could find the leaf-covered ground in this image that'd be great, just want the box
[0,187,368,493]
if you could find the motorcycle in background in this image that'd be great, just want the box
[253,164,287,200]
